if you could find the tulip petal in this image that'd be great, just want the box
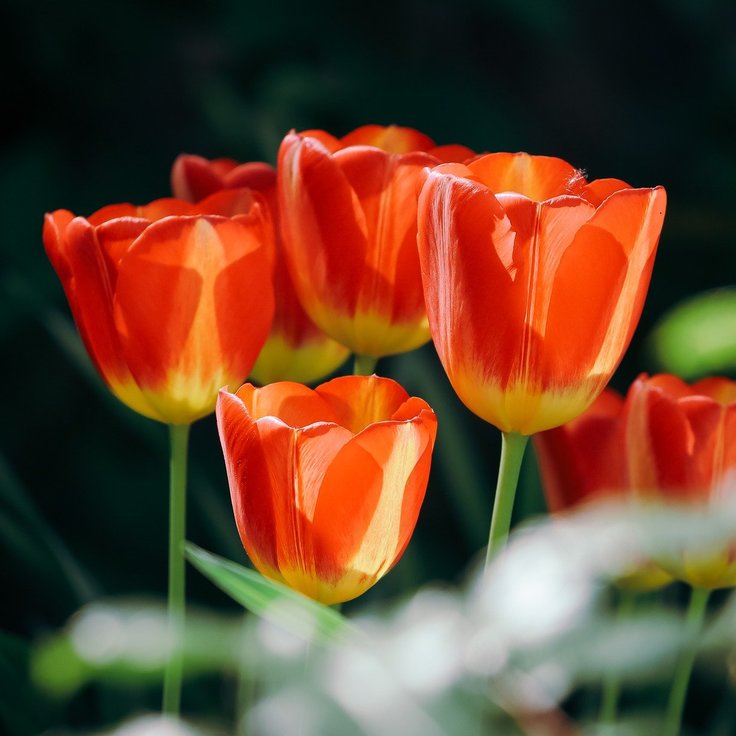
[43,214,163,421]
[335,147,436,331]
[114,216,274,423]
[171,154,231,202]
[339,124,435,153]
[534,390,626,512]
[418,168,521,413]
[469,152,581,201]
[315,374,410,433]
[217,391,291,581]
[279,133,369,321]
[235,382,341,427]
[309,418,433,602]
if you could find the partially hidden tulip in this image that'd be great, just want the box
[536,374,736,589]
[278,124,475,359]
[534,389,671,590]
[171,154,350,384]
[216,375,438,604]
[418,152,667,435]
[43,189,275,424]
[626,374,736,589]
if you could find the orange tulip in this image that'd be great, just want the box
[277,124,475,359]
[536,374,736,589]
[626,374,736,588]
[534,389,671,590]
[216,375,438,604]
[43,189,275,424]
[171,154,350,385]
[418,152,667,435]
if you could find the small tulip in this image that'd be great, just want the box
[171,154,350,384]
[43,189,275,424]
[418,152,666,435]
[216,375,438,604]
[278,125,474,359]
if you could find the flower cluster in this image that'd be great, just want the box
[44,124,668,605]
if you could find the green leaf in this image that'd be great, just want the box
[649,288,736,378]
[185,543,357,643]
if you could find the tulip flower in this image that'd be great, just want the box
[171,154,349,384]
[216,375,438,604]
[277,124,474,367]
[44,188,276,714]
[418,152,667,436]
[543,374,736,733]
[626,374,736,590]
[417,152,666,558]
[43,189,275,424]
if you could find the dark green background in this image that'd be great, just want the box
[2,0,735,730]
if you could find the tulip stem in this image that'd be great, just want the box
[663,586,710,736]
[162,422,191,716]
[599,588,637,724]
[353,354,378,376]
[485,432,529,568]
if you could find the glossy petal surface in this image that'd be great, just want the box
[216,375,437,604]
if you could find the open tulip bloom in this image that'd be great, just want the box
[171,154,350,385]
[277,125,474,371]
[43,189,275,424]
[216,375,438,605]
[43,189,276,714]
[417,152,666,560]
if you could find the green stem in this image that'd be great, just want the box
[599,589,637,724]
[663,586,711,736]
[162,423,191,716]
[353,354,378,376]
[485,432,529,568]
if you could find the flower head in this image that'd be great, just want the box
[418,152,666,434]
[217,375,438,604]
[44,190,274,424]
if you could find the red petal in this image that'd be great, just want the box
[310,419,433,586]
[315,375,410,432]
[171,154,229,202]
[113,216,274,421]
[469,152,582,201]
[418,168,521,388]
[235,381,340,426]
[338,124,435,153]
[534,389,626,512]
[278,133,368,319]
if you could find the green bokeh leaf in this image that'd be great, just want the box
[32,601,243,699]
[650,288,736,378]
[185,543,356,644]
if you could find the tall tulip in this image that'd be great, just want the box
[43,188,275,714]
[278,124,474,370]
[417,152,666,558]
[217,375,438,604]
[171,154,350,384]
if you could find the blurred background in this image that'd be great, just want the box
[2,0,736,732]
